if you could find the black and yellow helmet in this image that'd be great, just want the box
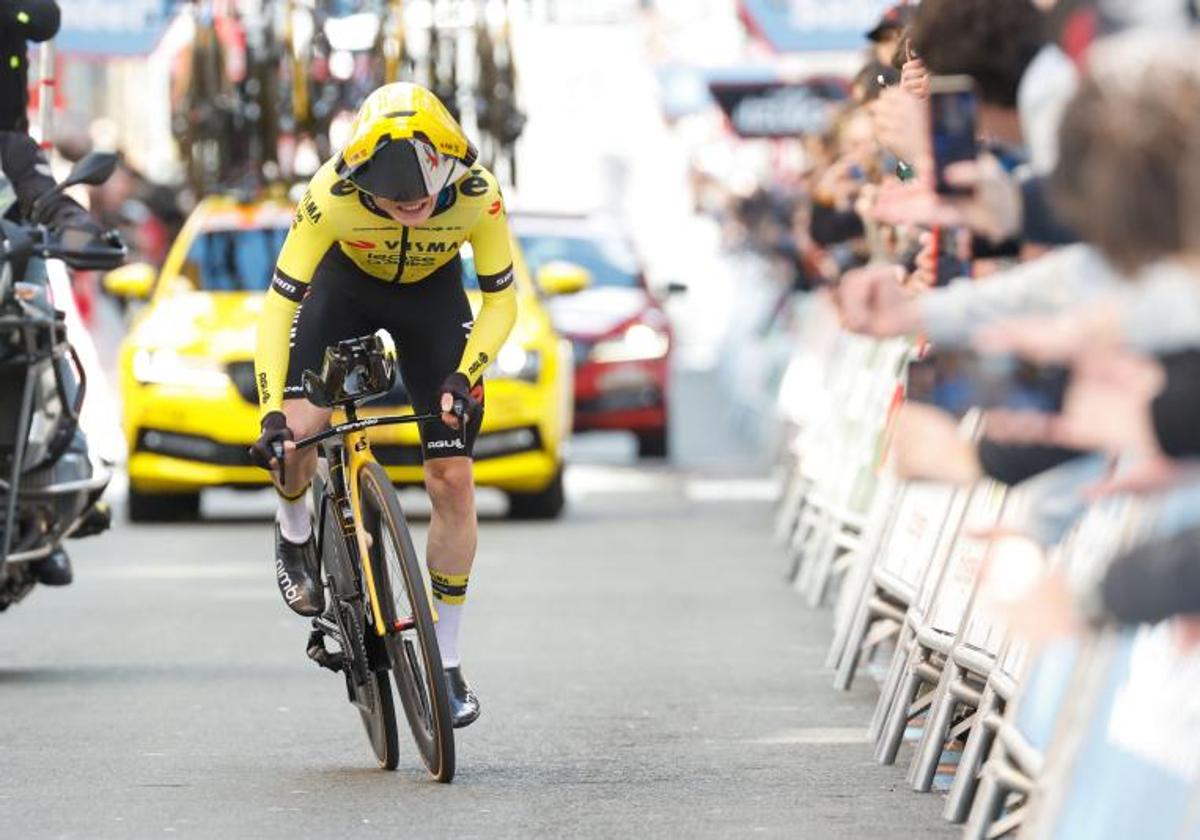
[335,83,479,203]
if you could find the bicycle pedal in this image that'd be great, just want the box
[305,630,344,673]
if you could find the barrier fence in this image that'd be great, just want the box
[773,295,1200,840]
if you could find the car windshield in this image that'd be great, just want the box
[517,234,638,288]
[183,227,290,292]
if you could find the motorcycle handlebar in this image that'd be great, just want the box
[1,223,127,271]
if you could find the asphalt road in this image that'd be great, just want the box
[0,371,956,839]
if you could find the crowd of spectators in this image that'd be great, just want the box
[705,0,1200,648]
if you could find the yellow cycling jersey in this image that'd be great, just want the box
[254,157,517,416]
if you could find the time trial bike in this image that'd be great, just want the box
[275,333,455,781]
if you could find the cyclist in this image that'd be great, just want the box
[249,83,517,729]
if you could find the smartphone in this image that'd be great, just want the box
[932,226,972,287]
[929,75,979,197]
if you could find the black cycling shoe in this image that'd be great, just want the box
[274,525,324,617]
[444,666,480,729]
[30,547,73,586]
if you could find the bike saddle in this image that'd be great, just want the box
[302,334,396,408]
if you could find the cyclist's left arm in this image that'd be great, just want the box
[457,185,517,385]
[255,177,337,416]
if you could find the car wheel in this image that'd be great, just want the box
[636,428,669,459]
[506,468,565,520]
[127,489,201,523]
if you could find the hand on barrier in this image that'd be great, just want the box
[892,402,983,483]
[834,263,921,338]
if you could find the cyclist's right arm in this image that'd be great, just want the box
[255,182,336,417]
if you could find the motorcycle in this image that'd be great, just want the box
[0,152,127,609]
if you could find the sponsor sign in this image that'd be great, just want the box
[708,78,849,137]
[739,0,895,53]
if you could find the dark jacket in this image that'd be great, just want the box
[0,1,60,131]
[0,129,92,229]
[1102,525,1200,625]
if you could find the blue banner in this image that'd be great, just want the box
[55,0,180,57]
[739,0,896,53]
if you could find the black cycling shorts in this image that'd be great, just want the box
[283,247,483,460]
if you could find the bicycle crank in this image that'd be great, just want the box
[306,627,345,673]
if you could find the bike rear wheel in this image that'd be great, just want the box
[358,461,455,782]
[314,460,400,770]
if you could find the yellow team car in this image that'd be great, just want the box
[105,194,574,522]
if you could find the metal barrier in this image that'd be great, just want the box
[772,300,1200,839]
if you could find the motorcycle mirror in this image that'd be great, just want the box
[60,152,120,190]
[31,152,120,224]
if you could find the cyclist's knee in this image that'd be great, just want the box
[424,458,474,512]
[283,398,331,438]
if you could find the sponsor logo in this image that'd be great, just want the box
[275,557,301,605]
[467,351,489,377]
[301,191,322,224]
[423,145,439,168]
[345,239,375,249]
[428,438,465,450]
[412,241,453,254]
[487,199,503,217]
[330,179,357,197]
[366,252,402,265]
[479,267,514,292]
[257,372,269,404]
[459,175,489,198]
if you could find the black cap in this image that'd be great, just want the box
[866,4,914,42]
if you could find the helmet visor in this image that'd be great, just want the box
[345,139,431,203]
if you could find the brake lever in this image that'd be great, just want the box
[272,439,287,486]
[452,397,470,443]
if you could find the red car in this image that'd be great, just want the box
[512,214,678,458]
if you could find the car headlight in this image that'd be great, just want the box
[132,348,231,389]
[590,323,670,364]
[485,343,541,383]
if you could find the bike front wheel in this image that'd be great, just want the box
[314,460,400,770]
[358,462,455,783]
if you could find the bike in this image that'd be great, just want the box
[0,152,127,606]
[278,334,456,781]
